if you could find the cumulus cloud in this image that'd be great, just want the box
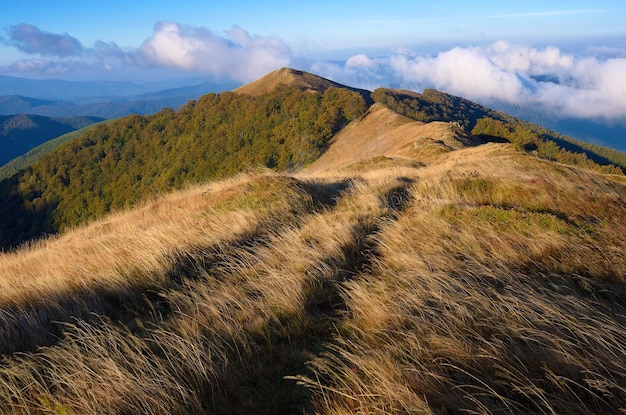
[138,22,291,82]
[1,22,291,82]
[391,46,527,102]
[6,23,83,57]
[346,54,379,70]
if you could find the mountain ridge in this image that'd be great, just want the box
[0,67,624,413]
[304,103,479,174]
[0,80,235,118]
[0,67,623,250]
[235,67,374,104]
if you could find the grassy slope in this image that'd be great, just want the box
[372,88,626,173]
[0,140,624,414]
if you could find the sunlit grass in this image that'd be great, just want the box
[0,144,625,414]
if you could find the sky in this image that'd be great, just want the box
[1,0,626,120]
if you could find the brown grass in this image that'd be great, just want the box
[234,67,352,97]
[0,143,625,414]
[304,103,479,174]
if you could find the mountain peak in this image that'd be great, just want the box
[235,68,370,100]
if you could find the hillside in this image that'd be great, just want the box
[0,114,103,166]
[0,73,367,248]
[0,139,624,413]
[0,121,107,181]
[0,68,624,250]
[305,103,480,173]
[371,88,626,173]
[490,100,626,152]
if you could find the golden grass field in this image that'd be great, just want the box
[0,105,625,414]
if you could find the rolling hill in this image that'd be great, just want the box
[0,81,236,119]
[0,65,624,413]
[0,114,104,166]
[0,121,107,181]
[0,68,624,250]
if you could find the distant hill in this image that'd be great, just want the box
[0,121,107,180]
[0,95,65,114]
[0,75,149,101]
[485,100,626,152]
[549,117,626,152]
[0,68,624,249]
[0,114,103,166]
[0,82,236,119]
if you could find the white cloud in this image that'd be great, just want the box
[345,54,378,70]
[1,22,292,83]
[391,46,527,102]
[5,24,83,57]
[138,22,291,82]
[487,41,574,76]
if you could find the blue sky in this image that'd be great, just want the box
[3,1,624,54]
[1,0,626,120]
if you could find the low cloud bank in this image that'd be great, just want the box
[319,41,626,120]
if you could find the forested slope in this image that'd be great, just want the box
[0,114,103,165]
[0,84,366,247]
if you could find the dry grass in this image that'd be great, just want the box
[234,67,350,97]
[0,143,625,414]
[304,103,478,174]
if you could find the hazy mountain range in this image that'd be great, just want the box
[0,79,238,118]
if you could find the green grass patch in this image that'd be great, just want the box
[441,204,578,237]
